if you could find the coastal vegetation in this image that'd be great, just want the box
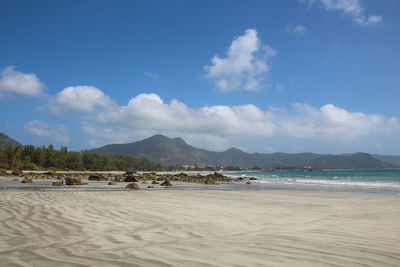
[0,144,174,171]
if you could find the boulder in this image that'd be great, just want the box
[249,177,257,181]
[141,181,148,184]
[108,182,117,185]
[151,181,159,184]
[0,170,8,176]
[125,183,140,190]
[113,176,125,182]
[160,180,172,187]
[148,185,154,189]
[64,177,82,185]
[246,182,251,185]
[124,175,138,182]
[205,178,216,184]
[21,178,33,183]
[12,170,23,176]
[52,181,63,186]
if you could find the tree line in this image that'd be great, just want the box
[0,145,176,171]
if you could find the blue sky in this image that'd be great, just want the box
[1,0,399,154]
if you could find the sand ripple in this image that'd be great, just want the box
[0,190,399,266]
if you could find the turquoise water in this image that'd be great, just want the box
[228,169,400,193]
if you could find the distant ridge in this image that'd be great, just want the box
[0,132,22,148]
[91,134,398,169]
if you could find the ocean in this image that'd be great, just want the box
[228,169,400,194]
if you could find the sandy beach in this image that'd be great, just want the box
[1,183,399,267]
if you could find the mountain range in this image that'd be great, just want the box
[91,134,399,169]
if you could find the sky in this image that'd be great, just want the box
[0,0,399,155]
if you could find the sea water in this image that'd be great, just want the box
[228,169,400,194]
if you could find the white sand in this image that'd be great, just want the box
[0,189,399,266]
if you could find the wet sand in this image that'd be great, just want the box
[0,181,399,266]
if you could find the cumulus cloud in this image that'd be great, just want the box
[0,66,45,98]
[24,120,70,144]
[204,29,275,92]
[73,91,400,148]
[303,0,382,27]
[285,25,308,36]
[49,85,114,113]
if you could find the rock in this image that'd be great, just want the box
[126,170,136,175]
[113,176,125,182]
[234,177,244,181]
[32,187,45,191]
[52,181,63,186]
[124,175,138,182]
[0,170,8,176]
[12,170,23,176]
[21,178,33,183]
[205,178,216,184]
[246,182,251,185]
[151,181,159,184]
[125,183,140,190]
[88,174,108,181]
[108,182,117,185]
[249,177,257,181]
[160,180,172,187]
[141,181,148,184]
[64,177,82,185]
[148,185,154,188]
[212,171,224,178]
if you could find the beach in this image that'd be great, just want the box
[1,179,399,266]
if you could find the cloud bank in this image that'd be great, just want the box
[46,87,398,147]
[204,29,275,92]
[0,66,45,98]
[303,0,382,27]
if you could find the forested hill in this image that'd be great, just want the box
[91,134,398,169]
[0,133,21,147]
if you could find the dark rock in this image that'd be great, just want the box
[141,181,148,184]
[88,174,108,181]
[12,170,23,176]
[21,178,33,183]
[205,178,216,184]
[126,170,136,175]
[113,176,125,182]
[65,177,82,185]
[249,177,257,181]
[108,182,117,185]
[246,182,251,185]
[124,175,138,182]
[160,180,172,187]
[151,181,159,184]
[52,181,63,186]
[0,170,8,176]
[148,185,154,188]
[125,183,140,190]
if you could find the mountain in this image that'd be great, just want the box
[0,133,22,147]
[373,155,400,167]
[91,134,398,169]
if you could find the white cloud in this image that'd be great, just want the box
[204,29,275,92]
[24,120,70,144]
[49,85,114,113]
[144,71,158,79]
[285,25,308,36]
[73,91,400,148]
[0,66,45,98]
[303,0,382,27]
